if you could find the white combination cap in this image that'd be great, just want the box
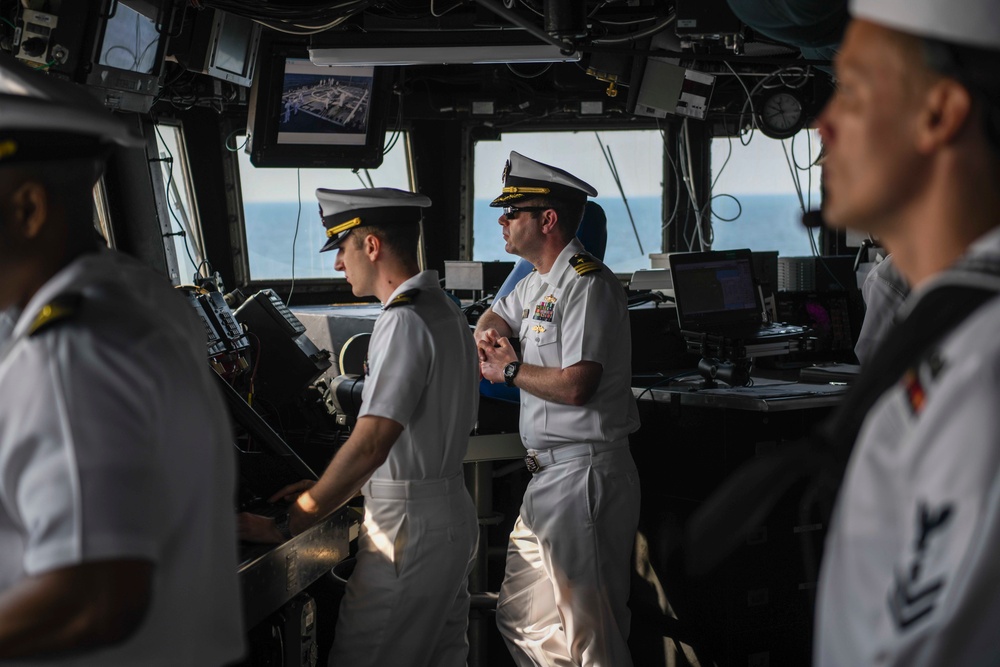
[489,151,597,207]
[316,187,431,252]
[850,0,1000,50]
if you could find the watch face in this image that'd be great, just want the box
[760,91,803,138]
[503,361,519,386]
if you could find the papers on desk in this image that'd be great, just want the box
[695,383,849,399]
[798,363,861,384]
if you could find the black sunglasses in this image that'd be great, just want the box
[502,206,549,221]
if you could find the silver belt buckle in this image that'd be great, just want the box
[524,454,541,473]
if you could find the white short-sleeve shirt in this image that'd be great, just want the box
[0,250,244,667]
[360,270,480,482]
[816,227,1000,667]
[855,255,910,365]
[492,238,639,449]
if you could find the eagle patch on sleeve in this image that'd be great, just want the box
[569,252,600,276]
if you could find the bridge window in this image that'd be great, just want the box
[92,179,113,247]
[154,122,207,284]
[708,128,822,257]
[235,132,410,281]
[473,130,664,274]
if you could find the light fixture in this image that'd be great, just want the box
[308,44,580,67]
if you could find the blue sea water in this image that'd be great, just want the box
[243,193,816,280]
[472,193,817,271]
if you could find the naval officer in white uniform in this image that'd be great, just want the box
[0,54,244,665]
[239,188,480,667]
[814,0,1000,664]
[475,153,641,667]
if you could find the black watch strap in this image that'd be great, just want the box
[504,361,522,387]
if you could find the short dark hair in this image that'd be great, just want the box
[922,39,1000,157]
[532,197,586,239]
[351,220,420,263]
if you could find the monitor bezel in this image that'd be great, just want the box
[80,0,168,113]
[203,10,261,88]
[246,41,394,170]
[668,248,764,329]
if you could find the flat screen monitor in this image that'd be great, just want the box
[246,42,393,169]
[207,12,260,86]
[83,0,167,113]
[169,8,261,88]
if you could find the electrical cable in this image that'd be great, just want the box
[151,120,202,277]
[780,133,846,289]
[199,0,368,35]
[593,12,676,44]
[287,168,303,305]
[725,60,757,146]
[505,62,552,78]
[383,91,404,155]
[657,121,683,232]
[680,119,708,251]
[430,0,463,17]
[224,129,250,152]
[635,371,701,402]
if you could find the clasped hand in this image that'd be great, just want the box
[476,328,518,384]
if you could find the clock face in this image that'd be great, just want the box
[759,91,804,138]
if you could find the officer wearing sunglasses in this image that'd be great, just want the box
[474,151,640,667]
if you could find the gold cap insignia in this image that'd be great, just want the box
[0,140,18,161]
[326,216,362,238]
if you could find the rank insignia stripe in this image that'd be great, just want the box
[28,293,83,336]
[569,252,600,275]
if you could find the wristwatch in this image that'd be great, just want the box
[503,361,522,387]
[274,508,294,541]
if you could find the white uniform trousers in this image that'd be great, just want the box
[497,442,640,667]
[329,474,479,667]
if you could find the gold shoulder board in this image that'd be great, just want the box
[569,252,600,276]
[29,293,83,336]
[384,288,420,310]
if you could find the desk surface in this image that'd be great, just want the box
[633,376,849,412]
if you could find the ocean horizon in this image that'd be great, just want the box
[244,193,817,281]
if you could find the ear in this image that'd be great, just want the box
[362,232,381,261]
[8,181,48,240]
[539,208,560,235]
[916,78,973,153]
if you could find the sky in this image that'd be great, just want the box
[234,125,823,206]
[237,134,412,203]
